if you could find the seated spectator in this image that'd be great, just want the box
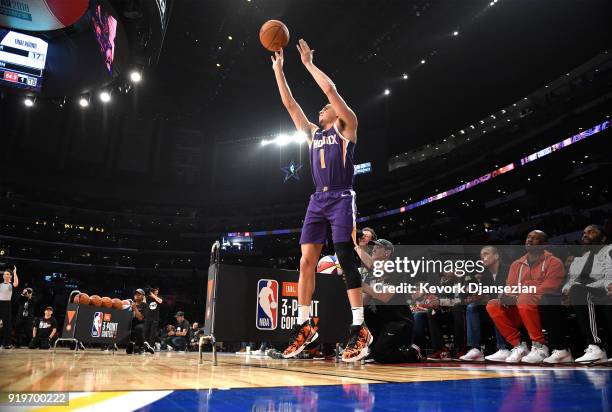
[29,307,57,349]
[127,289,155,354]
[166,311,190,352]
[358,239,422,363]
[541,224,612,363]
[461,246,510,361]
[160,324,175,350]
[411,270,462,360]
[189,322,203,350]
[486,230,564,363]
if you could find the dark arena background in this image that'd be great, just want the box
[0,0,611,411]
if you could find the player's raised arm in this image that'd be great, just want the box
[272,49,318,141]
[297,39,358,143]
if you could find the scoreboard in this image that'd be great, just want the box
[0,29,48,93]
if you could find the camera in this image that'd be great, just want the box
[357,229,376,245]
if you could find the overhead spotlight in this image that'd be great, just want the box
[479,120,485,124]
[79,96,90,108]
[459,130,465,134]
[420,59,426,64]
[501,109,506,114]
[99,90,111,103]
[228,35,233,40]
[490,115,496,119]
[24,97,35,107]
[275,134,290,146]
[452,31,459,36]
[384,89,390,96]
[130,70,142,83]
[402,73,408,80]
[293,130,307,143]
[216,63,221,67]
[260,139,268,146]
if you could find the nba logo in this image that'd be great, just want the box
[256,279,278,330]
[91,312,102,337]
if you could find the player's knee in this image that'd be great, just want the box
[334,242,361,289]
[299,255,317,272]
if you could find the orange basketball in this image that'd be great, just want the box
[259,20,289,52]
[78,293,90,305]
[101,296,112,308]
[111,298,123,309]
[89,295,102,307]
[121,300,131,309]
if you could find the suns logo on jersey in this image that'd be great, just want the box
[256,279,278,330]
[312,134,338,149]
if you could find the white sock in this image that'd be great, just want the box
[351,307,364,326]
[297,305,310,325]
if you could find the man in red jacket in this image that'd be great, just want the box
[486,230,564,363]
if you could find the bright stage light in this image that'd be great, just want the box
[79,97,90,108]
[130,71,142,83]
[99,91,111,103]
[384,89,390,96]
[24,97,34,107]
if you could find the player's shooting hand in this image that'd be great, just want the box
[271,49,284,71]
[297,39,314,66]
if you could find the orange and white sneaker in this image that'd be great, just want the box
[341,324,373,362]
[282,319,319,359]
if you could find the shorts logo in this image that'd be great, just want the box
[91,312,102,337]
[149,302,157,310]
[256,279,278,330]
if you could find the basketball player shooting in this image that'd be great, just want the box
[271,39,372,362]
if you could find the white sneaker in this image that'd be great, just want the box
[521,343,549,364]
[575,345,608,363]
[485,348,511,362]
[505,342,529,363]
[543,349,573,364]
[460,348,485,362]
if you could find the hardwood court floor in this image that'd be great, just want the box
[1,349,534,392]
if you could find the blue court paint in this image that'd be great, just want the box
[137,369,611,412]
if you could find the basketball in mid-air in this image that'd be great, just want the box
[270,301,277,310]
[260,20,290,52]
[317,255,343,275]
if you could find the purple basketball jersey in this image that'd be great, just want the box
[309,125,355,192]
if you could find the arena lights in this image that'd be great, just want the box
[99,90,111,103]
[261,131,307,146]
[453,31,459,36]
[129,70,142,83]
[420,59,426,64]
[23,97,35,107]
[79,95,90,108]
[402,73,408,80]
[384,89,391,96]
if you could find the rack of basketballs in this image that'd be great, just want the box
[72,292,131,310]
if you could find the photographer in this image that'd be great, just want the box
[0,266,18,348]
[359,239,421,363]
[127,289,155,354]
[144,287,163,348]
[167,311,190,352]
[15,288,34,347]
[29,307,57,350]
[354,227,377,277]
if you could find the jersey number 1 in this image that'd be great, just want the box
[319,148,326,169]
